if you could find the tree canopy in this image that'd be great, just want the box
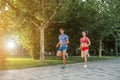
[0,0,120,59]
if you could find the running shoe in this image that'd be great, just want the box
[61,65,65,69]
[83,64,87,68]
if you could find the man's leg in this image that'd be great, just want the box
[60,50,67,69]
[56,51,62,57]
[62,50,67,65]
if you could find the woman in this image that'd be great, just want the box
[80,31,91,68]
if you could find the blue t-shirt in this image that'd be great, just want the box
[59,34,69,47]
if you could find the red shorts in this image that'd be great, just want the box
[81,46,89,51]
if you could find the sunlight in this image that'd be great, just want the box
[5,6,9,11]
[5,3,9,11]
[7,40,16,49]
[82,0,86,2]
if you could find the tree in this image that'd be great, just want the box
[1,0,119,59]
[2,0,66,61]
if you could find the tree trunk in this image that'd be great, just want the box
[115,38,118,57]
[40,28,45,61]
[99,39,102,57]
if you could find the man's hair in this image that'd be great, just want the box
[60,28,65,31]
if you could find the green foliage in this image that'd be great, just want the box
[45,0,120,55]
[0,0,120,58]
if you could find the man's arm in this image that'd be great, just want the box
[61,40,69,45]
[56,41,60,48]
[66,40,70,44]
[66,35,70,44]
[56,40,69,47]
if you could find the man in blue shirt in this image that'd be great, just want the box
[56,28,69,69]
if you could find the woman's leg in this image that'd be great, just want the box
[81,50,88,67]
[84,50,88,65]
[81,51,84,58]
[84,53,87,64]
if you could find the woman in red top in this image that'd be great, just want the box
[80,31,91,68]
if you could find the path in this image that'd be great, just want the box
[0,58,120,80]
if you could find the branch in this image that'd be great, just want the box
[50,21,66,24]
[44,2,65,28]
[3,0,65,29]
[4,1,41,28]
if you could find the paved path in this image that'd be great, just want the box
[0,58,120,80]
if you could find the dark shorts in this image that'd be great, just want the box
[58,47,68,52]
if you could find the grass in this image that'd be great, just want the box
[0,56,116,70]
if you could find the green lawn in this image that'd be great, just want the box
[0,56,116,70]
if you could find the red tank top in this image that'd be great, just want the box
[80,37,88,43]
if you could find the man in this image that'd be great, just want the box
[56,28,69,69]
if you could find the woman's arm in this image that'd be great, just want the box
[79,38,82,50]
[87,38,91,46]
